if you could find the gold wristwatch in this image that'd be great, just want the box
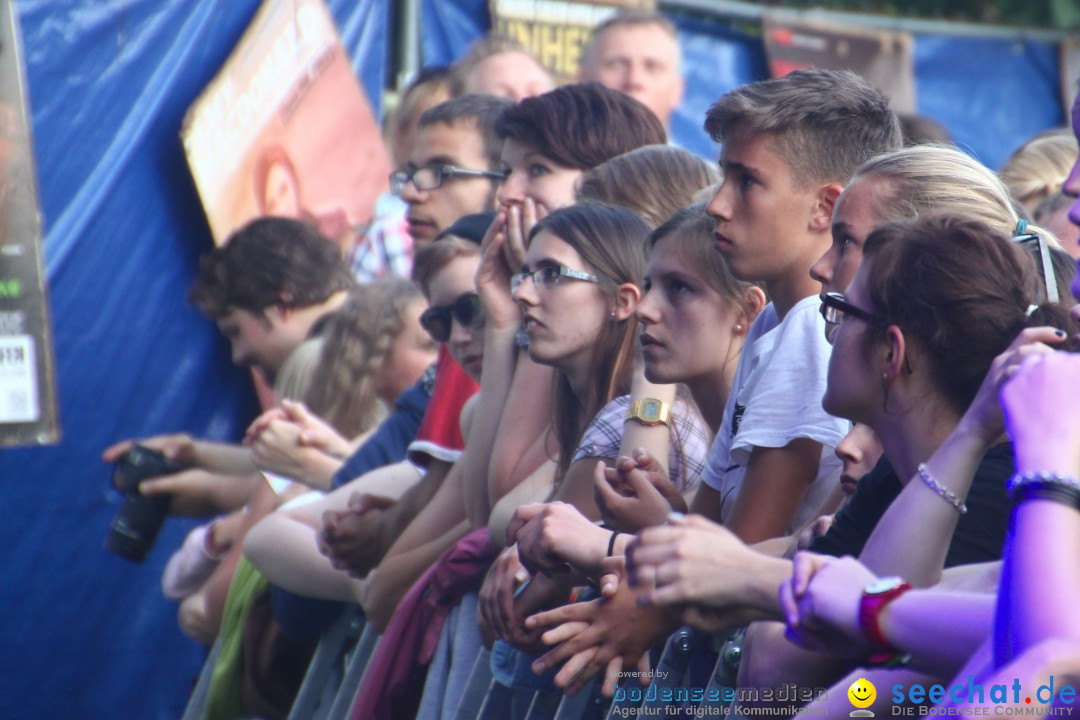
[625,398,672,427]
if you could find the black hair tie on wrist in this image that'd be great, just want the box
[607,530,622,557]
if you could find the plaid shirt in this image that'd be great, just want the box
[571,394,710,493]
[348,193,414,283]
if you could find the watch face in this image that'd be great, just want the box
[641,399,661,421]
[866,576,905,595]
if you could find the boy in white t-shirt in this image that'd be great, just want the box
[691,69,904,543]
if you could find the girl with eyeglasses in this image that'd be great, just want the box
[762,92,1080,718]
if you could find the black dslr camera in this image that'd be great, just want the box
[104,445,187,563]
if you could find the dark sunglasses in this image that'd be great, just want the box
[419,293,484,343]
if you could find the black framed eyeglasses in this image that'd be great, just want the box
[389,164,506,195]
[820,291,884,327]
[510,266,600,292]
[1012,233,1059,305]
[419,293,484,343]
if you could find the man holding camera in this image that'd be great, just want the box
[102,216,353,514]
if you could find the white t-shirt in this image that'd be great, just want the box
[702,295,849,533]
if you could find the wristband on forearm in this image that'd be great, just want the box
[607,530,623,557]
[1008,472,1080,510]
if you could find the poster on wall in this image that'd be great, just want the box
[0,0,59,447]
[762,13,915,113]
[181,0,391,252]
[489,0,654,84]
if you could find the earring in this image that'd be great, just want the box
[610,311,617,322]
[735,324,743,332]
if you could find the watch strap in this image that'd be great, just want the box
[625,398,672,426]
[859,578,911,651]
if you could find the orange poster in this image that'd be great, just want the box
[181,0,391,250]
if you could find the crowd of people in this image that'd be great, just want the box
[104,9,1080,720]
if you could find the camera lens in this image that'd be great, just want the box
[104,445,184,563]
[104,494,170,563]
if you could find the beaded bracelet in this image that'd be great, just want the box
[1007,472,1080,508]
[916,463,968,514]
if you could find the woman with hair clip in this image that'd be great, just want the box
[781,143,1077,552]
[770,92,1080,715]
[811,143,1073,315]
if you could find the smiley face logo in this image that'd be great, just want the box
[848,677,877,710]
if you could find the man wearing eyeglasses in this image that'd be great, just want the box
[391,94,513,244]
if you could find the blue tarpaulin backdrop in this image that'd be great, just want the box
[0,1,1069,718]
[0,2,387,719]
[420,1,1069,166]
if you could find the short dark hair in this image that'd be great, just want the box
[496,82,667,170]
[418,94,514,171]
[704,69,902,188]
[188,217,354,318]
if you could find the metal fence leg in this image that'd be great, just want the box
[179,636,223,720]
[287,605,362,720]
[326,622,380,720]
[450,648,494,720]
[524,689,562,720]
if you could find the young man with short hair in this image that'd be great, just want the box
[394,93,512,244]
[693,69,903,541]
[102,217,356,514]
